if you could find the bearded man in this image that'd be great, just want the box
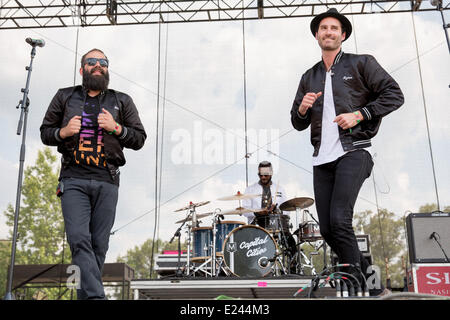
[40,48,146,299]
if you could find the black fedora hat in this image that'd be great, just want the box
[310,8,352,41]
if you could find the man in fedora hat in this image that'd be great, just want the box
[290,8,404,295]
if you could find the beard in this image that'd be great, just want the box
[318,36,342,51]
[82,66,110,92]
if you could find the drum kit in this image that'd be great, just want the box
[170,192,326,278]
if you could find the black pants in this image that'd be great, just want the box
[313,149,373,277]
[60,177,118,300]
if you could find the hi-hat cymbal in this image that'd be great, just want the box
[217,191,261,201]
[279,197,314,211]
[175,212,213,224]
[174,201,210,212]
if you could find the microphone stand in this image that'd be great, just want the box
[170,212,191,278]
[4,44,40,300]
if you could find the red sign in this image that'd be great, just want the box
[412,264,450,296]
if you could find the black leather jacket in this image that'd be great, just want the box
[40,85,147,184]
[291,51,404,156]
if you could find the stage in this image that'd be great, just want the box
[130,276,336,300]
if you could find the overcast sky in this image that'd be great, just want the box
[0,7,449,265]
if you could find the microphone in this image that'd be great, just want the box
[429,232,437,240]
[26,38,45,48]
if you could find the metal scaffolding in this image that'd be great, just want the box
[0,0,448,30]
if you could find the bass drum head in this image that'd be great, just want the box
[222,225,277,277]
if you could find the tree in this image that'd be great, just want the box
[112,238,186,299]
[1,147,72,299]
[116,238,186,279]
[354,208,406,288]
[418,203,450,213]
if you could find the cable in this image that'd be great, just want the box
[372,173,388,270]
[410,11,441,211]
[241,0,249,188]
[303,263,368,298]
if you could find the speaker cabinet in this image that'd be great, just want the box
[406,212,450,263]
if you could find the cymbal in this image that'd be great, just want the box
[220,207,265,215]
[175,212,213,224]
[217,191,261,201]
[279,197,314,211]
[174,201,210,212]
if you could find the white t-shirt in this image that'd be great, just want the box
[312,70,347,166]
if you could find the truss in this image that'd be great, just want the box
[0,0,449,30]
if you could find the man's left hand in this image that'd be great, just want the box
[334,111,362,130]
[98,108,120,134]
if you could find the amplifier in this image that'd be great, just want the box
[406,212,450,263]
[154,251,187,277]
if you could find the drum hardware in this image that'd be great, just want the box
[189,209,235,277]
[169,214,189,277]
[291,242,322,275]
[172,200,211,276]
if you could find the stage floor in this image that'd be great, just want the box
[130,276,336,300]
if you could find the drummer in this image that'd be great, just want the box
[242,161,297,257]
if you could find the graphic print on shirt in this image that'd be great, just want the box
[73,98,107,168]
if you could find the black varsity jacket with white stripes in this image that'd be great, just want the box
[290,51,404,157]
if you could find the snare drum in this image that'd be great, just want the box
[222,225,278,277]
[215,221,245,254]
[191,227,212,262]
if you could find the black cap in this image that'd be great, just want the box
[310,8,352,42]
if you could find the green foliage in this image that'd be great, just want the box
[116,238,187,280]
[354,208,407,288]
[1,147,72,299]
[418,203,450,213]
[111,238,186,299]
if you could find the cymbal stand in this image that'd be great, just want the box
[303,209,328,270]
[184,206,199,276]
[269,233,289,276]
[189,209,216,277]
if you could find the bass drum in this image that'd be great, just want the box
[222,225,278,277]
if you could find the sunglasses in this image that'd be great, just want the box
[84,57,109,68]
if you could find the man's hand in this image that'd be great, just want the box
[334,111,363,130]
[59,115,81,139]
[255,203,276,216]
[298,92,322,116]
[98,108,122,134]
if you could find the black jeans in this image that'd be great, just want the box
[313,149,373,277]
[60,177,118,300]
